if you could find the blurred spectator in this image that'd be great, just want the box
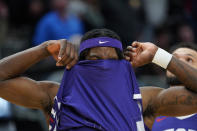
[154,25,172,50]
[0,0,8,47]
[6,0,29,27]
[144,0,168,26]
[100,0,145,47]
[6,0,48,28]
[0,0,48,57]
[167,0,196,42]
[68,0,105,31]
[28,0,48,27]
[33,0,84,46]
[168,0,185,21]
[186,0,197,37]
[176,23,195,43]
[83,0,105,30]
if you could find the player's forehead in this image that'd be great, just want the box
[89,47,116,54]
[86,47,118,60]
[173,47,197,58]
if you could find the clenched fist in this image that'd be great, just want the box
[43,39,78,69]
[124,41,158,68]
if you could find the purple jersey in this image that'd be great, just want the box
[49,60,146,131]
[152,114,197,131]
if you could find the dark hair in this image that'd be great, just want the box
[79,29,124,61]
[169,42,197,53]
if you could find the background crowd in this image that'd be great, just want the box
[0,0,196,130]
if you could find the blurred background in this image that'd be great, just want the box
[0,0,197,130]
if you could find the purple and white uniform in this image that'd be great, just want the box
[49,60,146,131]
[152,114,197,131]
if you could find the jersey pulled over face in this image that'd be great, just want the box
[85,47,119,60]
[49,59,146,131]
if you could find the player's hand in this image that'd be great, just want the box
[124,41,158,68]
[45,39,78,69]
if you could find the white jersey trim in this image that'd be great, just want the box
[176,113,196,120]
[133,94,142,99]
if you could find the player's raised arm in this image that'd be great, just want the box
[125,42,197,129]
[0,39,78,112]
[0,39,78,81]
[124,41,197,92]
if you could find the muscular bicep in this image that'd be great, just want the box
[154,86,197,116]
[0,77,59,111]
[141,86,197,117]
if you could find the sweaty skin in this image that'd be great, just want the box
[125,42,197,129]
[149,47,197,129]
[167,48,197,79]
[0,40,77,124]
[0,40,197,130]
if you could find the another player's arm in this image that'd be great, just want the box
[168,56,197,92]
[141,86,197,129]
[125,42,197,129]
[125,42,197,116]
[125,42,197,91]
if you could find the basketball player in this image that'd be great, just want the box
[0,29,197,130]
[150,43,197,131]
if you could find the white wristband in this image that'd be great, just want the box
[152,48,172,69]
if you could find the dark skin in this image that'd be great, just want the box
[145,47,197,128]
[0,39,77,123]
[125,42,197,128]
[0,40,197,129]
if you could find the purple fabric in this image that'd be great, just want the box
[152,114,197,131]
[49,60,145,131]
[79,37,123,54]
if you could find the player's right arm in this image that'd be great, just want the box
[0,39,78,81]
[0,39,78,111]
[0,77,59,112]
